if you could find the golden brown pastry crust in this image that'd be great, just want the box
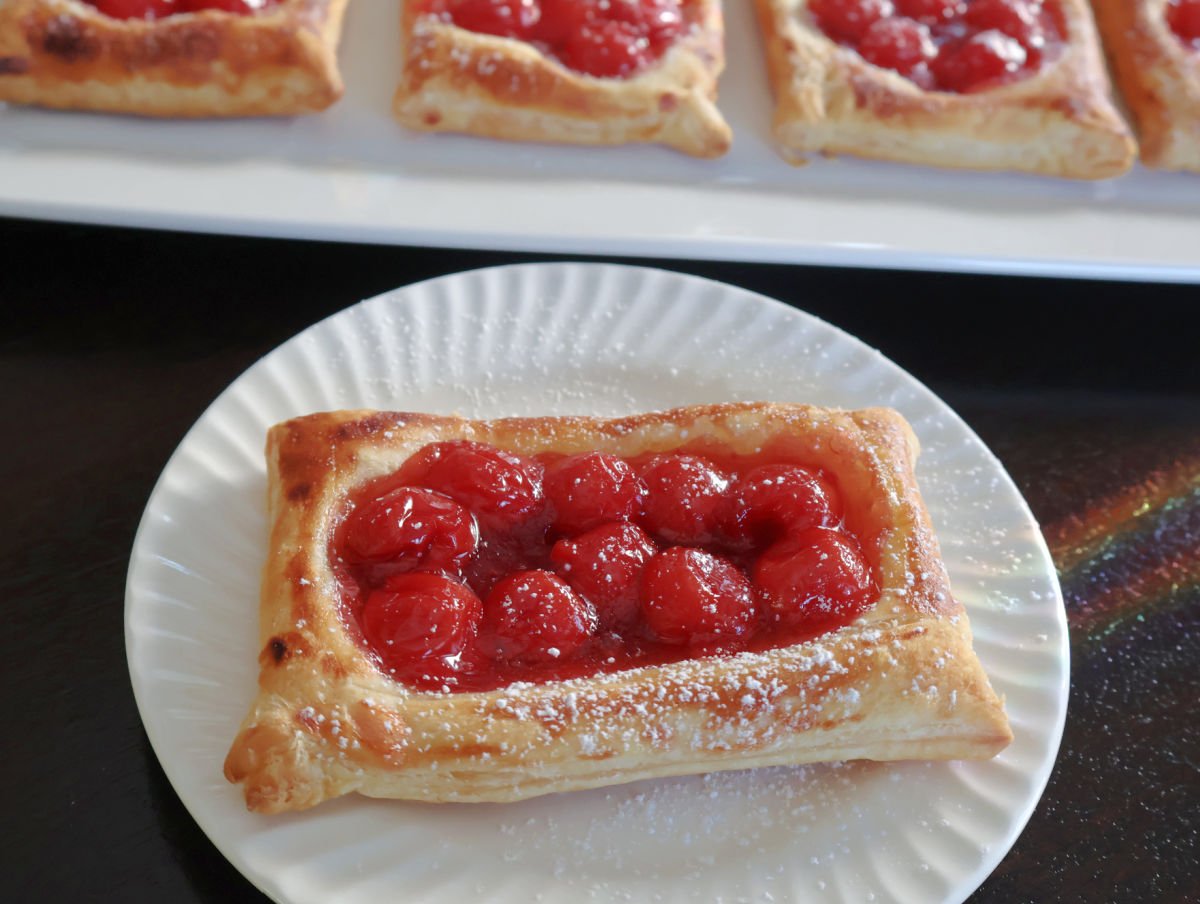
[0,0,350,116]
[753,0,1136,177]
[224,403,1012,813]
[392,1,732,157]
[1092,0,1200,171]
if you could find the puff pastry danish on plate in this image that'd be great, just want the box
[753,0,1136,177]
[392,0,732,157]
[1092,0,1200,171]
[0,0,350,117]
[224,403,1012,813]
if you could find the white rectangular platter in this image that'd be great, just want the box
[2,0,1198,280]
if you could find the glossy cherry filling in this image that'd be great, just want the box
[418,0,692,78]
[1168,0,1200,47]
[85,0,279,20]
[808,0,1066,92]
[333,439,879,692]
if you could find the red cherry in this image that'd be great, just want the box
[363,573,483,682]
[857,17,935,75]
[535,0,685,47]
[722,464,839,547]
[809,0,895,43]
[931,30,1027,92]
[963,0,1044,49]
[534,0,595,44]
[893,0,960,23]
[529,0,686,75]
[1168,0,1200,42]
[550,522,658,631]
[560,19,649,78]
[640,547,756,645]
[638,453,729,544]
[483,570,598,663]
[603,0,686,49]
[88,0,179,18]
[543,451,644,535]
[409,440,544,527]
[432,0,541,38]
[753,527,875,632]
[344,486,479,572]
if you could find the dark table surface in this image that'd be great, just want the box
[3,215,1198,903]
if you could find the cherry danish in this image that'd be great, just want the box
[224,404,1014,813]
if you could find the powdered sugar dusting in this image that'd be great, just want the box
[385,757,956,902]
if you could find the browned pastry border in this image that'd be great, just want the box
[0,0,350,116]
[224,403,1012,813]
[1092,0,1200,171]
[393,0,732,157]
[753,0,1136,178]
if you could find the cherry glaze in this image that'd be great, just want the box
[809,0,1066,92]
[419,0,691,78]
[332,440,878,692]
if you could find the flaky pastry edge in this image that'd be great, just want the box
[392,0,732,157]
[0,0,350,116]
[223,402,1012,813]
[753,0,1136,178]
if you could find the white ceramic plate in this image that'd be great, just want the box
[4,3,1199,280]
[126,263,1068,904]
